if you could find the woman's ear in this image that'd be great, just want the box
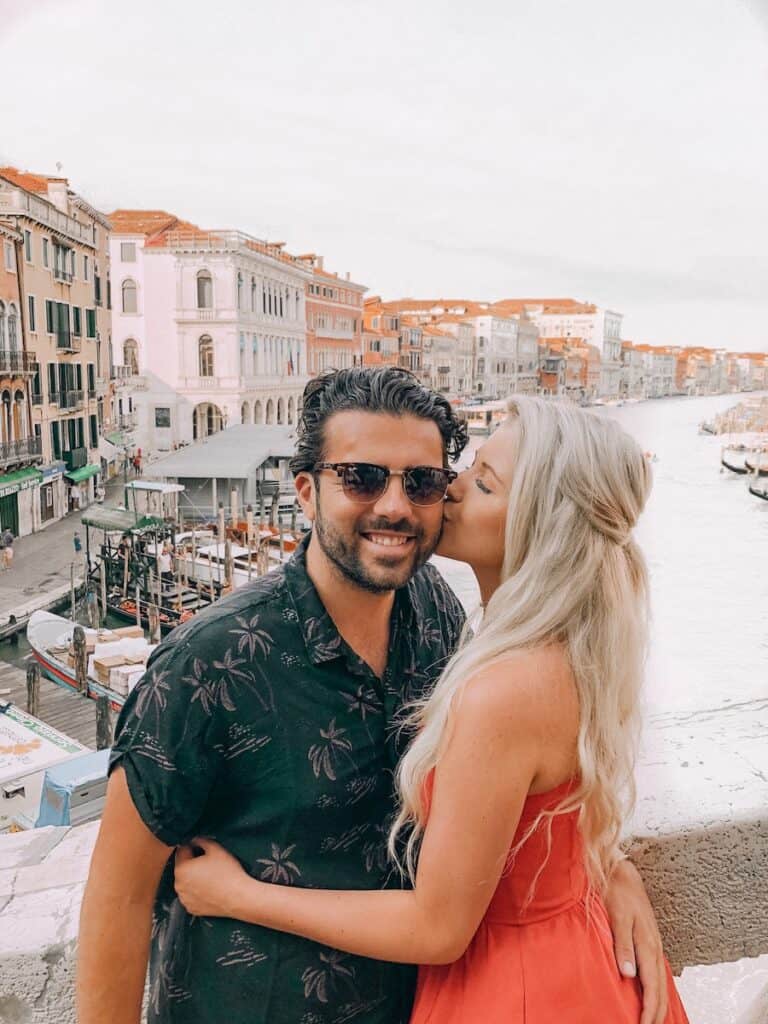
[294,472,316,523]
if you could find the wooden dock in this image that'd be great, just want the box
[0,660,100,749]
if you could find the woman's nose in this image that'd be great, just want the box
[445,477,462,503]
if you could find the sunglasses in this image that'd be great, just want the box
[314,462,458,507]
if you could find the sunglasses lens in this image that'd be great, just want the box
[342,463,388,502]
[405,468,451,506]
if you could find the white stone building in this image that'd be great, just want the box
[470,314,520,398]
[109,212,310,457]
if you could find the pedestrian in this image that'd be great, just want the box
[70,482,81,511]
[0,528,13,571]
[78,368,667,1024]
[157,541,173,585]
[73,531,82,555]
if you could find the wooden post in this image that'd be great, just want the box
[224,538,233,588]
[278,522,285,559]
[290,502,297,535]
[99,560,108,623]
[148,603,161,644]
[246,504,254,581]
[95,694,112,750]
[70,562,76,621]
[86,590,99,629]
[230,487,239,528]
[26,661,40,717]
[135,583,142,627]
[7,614,18,646]
[73,625,88,694]
[122,541,130,598]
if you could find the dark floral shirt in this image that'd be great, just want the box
[110,537,465,1024]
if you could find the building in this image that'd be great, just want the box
[109,212,310,456]
[0,167,112,532]
[493,298,623,398]
[620,342,646,399]
[302,255,366,374]
[635,345,676,397]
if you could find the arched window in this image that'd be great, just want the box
[1,390,10,444]
[254,400,263,424]
[266,398,275,424]
[0,301,5,348]
[241,401,251,424]
[197,270,213,309]
[237,272,243,310]
[251,277,257,312]
[123,339,139,374]
[287,396,295,425]
[277,397,285,424]
[199,335,214,377]
[7,303,18,352]
[12,389,24,441]
[122,279,137,314]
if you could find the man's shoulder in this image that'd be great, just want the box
[408,560,465,622]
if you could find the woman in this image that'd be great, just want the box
[175,397,689,1024]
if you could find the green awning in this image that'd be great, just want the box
[105,431,126,446]
[81,506,165,533]
[64,464,100,483]
[0,467,43,498]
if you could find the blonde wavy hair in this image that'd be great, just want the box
[389,396,653,895]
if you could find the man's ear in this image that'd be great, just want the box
[294,472,316,522]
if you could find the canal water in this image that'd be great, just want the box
[435,392,768,716]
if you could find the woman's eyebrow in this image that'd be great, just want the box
[480,461,504,485]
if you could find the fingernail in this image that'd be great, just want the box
[622,960,637,978]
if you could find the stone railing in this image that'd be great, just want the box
[1,702,766,1023]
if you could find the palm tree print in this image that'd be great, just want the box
[229,613,272,659]
[301,950,358,1004]
[342,683,381,721]
[134,667,172,725]
[256,843,301,884]
[182,655,236,714]
[308,719,356,781]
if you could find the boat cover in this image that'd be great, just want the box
[35,748,110,827]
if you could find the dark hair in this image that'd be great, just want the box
[289,367,469,475]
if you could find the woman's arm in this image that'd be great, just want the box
[176,650,574,964]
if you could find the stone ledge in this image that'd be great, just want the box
[677,955,768,1024]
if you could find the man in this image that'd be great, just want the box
[78,367,665,1024]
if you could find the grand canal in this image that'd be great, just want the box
[435,392,768,716]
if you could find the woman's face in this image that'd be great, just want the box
[437,421,517,573]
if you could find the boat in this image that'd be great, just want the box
[745,453,768,476]
[748,480,768,502]
[456,400,508,436]
[720,446,750,475]
[27,610,157,711]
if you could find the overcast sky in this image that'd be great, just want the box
[1,0,766,349]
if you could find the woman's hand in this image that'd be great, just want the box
[604,858,669,1024]
[174,838,250,918]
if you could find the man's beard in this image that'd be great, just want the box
[313,494,442,594]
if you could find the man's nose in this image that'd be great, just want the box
[371,473,412,519]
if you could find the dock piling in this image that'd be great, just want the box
[95,694,112,750]
[73,626,87,694]
[26,662,40,717]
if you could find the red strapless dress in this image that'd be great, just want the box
[410,778,689,1023]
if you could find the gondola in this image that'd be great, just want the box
[745,455,768,477]
[748,481,768,502]
[720,449,749,475]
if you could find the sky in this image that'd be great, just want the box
[1,0,767,350]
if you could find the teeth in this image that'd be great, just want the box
[366,534,410,547]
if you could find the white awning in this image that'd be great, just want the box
[98,437,119,462]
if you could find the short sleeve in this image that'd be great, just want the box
[109,633,223,846]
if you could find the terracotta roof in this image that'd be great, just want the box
[0,166,66,194]
[492,298,598,316]
[107,210,199,238]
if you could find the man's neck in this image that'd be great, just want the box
[305,534,395,674]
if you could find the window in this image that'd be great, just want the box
[121,279,137,314]
[95,272,103,306]
[7,305,18,351]
[155,407,171,428]
[86,309,96,338]
[4,242,14,271]
[45,300,54,334]
[123,338,139,374]
[23,230,32,262]
[251,276,257,312]
[237,272,243,310]
[121,242,136,262]
[71,252,77,279]
[48,363,57,401]
[83,255,89,281]
[198,335,214,377]
[72,307,82,336]
[27,295,36,333]
[50,420,61,460]
[197,270,213,309]
[89,414,98,448]
[42,238,49,268]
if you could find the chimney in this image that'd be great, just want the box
[317,255,324,271]
[46,178,69,213]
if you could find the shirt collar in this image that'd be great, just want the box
[285,533,417,667]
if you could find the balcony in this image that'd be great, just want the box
[118,413,137,431]
[0,350,36,375]
[31,392,43,405]
[56,331,81,353]
[0,436,43,469]
[53,266,73,284]
[0,189,95,248]
[59,390,84,410]
[63,447,87,471]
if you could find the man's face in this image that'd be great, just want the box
[296,411,446,593]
